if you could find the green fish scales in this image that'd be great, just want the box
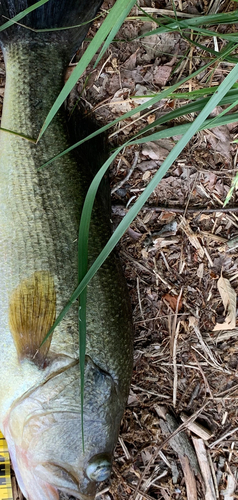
[0,2,133,500]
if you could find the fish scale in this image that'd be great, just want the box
[0,2,133,499]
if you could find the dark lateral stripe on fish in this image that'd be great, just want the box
[8,271,56,367]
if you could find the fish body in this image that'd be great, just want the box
[0,2,133,499]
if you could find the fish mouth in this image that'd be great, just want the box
[34,461,98,500]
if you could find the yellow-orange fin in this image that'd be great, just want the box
[9,271,56,368]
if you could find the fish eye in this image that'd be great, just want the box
[86,454,111,482]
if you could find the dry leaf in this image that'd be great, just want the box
[213,276,236,331]
[179,216,204,258]
[153,65,172,86]
[163,293,183,312]
[142,141,170,160]
[110,88,132,114]
[123,51,137,70]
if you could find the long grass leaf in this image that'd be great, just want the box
[39,56,221,170]
[225,171,238,206]
[94,0,135,66]
[78,289,86,451]
[152,10,238,27]
[131,112,238,144]
[139,21,238,42]
[134,89,238,139]
[168,83,238,100]
[43,62,238,342]
[0,0,49,32]
[37,0,137,141]
[10,15,101,33]
[0,127,36,142]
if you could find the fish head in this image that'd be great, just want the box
[3,357,123,500]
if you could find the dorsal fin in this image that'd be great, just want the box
[8,271,56,368]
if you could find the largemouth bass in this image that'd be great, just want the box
[0,1,133,499]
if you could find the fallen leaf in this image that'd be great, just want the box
[163,293,183,312]
[213,276,236,331]
[153,65,172,86]
[142,141,170,161]
[123,51,137,70]
[179,216,204,258]
[110,88,132,114]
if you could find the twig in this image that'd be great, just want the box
[111,151,139,194]
[171,288,183,407]
[112,203,238,214]
[157,406,200,474]
[191,319,224,372]
[191,352,214,399]
[137,276,145,324]
[142,7,196,17]
[172,320,180,408]
[184,171,198,217]
[179,216,204,258]
[209,427,238,449]
[207,450,219,499]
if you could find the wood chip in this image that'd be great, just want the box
[180,412,212,441]
[192,438,216,500]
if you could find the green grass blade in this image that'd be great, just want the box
[134,89,238,139]
[136,11,238,42]
[39,56,219,170]
[0,127,36,142]
[78,289,86,451]
[224,171,238,206]
[152,10,238,27]
[37,0,137,141]
[180,37,238,64]
[0,0,49,32]
[139,21,238,42]
[168,83,238,100]
[94,0,136,66]
[12,15,101,33]
[131,112,238,144]
[43,61,238,342]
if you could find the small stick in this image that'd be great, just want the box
[111,152,139,194]
[112,203,238,214]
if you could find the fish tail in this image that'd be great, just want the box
[0,0,103,51]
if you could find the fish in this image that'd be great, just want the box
[0,1,133,499]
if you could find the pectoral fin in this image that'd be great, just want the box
[8,271,56,367]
